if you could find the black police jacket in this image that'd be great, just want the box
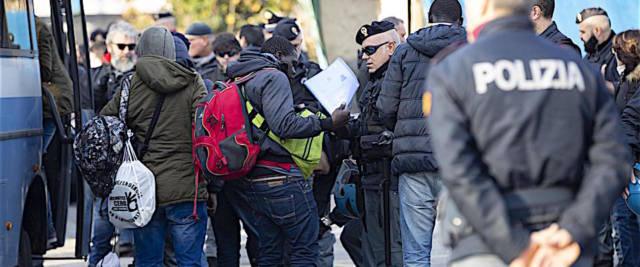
[335,63,391,188]
[291,55,322,110]
[618,65,640,162]
[585,31,620,83]
[539,21,581,57]
[377,23,466,176]
[427,15,630,263]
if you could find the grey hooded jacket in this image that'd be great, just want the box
[226,51,333,176]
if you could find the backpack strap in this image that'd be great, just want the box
[118,73,134,122]
[235,68,276,145]
[138,94,166,159]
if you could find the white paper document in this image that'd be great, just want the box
[303,57,359,113]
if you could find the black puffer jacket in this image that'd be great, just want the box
[377,23,466,175]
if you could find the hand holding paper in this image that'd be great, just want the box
[304,57,359,113]
[331,102,350,129]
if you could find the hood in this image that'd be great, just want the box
[626,64,640,82]
[226,51,280,78]
[173,35,194,69]
[406,23,466,57]
[136,26,176,60]
[135,55,198,94]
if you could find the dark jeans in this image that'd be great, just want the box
[340,219,363,266]
[248,176,319,266]
[133,201,207,267]
[212,179,259,266]
[611,196,640,266]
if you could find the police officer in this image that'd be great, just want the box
[427,0,630,266]
[273,18,323,109]
[529,0,580,56]
[577,7,620,85]
[335,20,403,266]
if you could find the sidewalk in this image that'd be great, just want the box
[44,204,450,267]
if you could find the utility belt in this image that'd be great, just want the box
[439,187,574,260]
[358,133,393,161]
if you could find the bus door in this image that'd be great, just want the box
[33,0,93,259]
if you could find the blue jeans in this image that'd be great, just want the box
[89,197,134,266]
[248,176,319,266]
[42,118,56,151]
[611,196,640,266]
[212,179,259,266]
[318,230,336,267]
[133,201,207,267]
[398,172,442,267]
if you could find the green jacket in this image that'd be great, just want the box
[37,21,74,119]
[101,55,208,206]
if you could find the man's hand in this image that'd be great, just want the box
[623,169,637,199]
[510,224,580,267]
[602,65,615,94]
[206,193,217,215]
[331,103,350,129]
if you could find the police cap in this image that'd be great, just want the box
[356,20,395,45]
[274,18,301,41]
[576,7,609,24]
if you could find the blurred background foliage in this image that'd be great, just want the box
[167,0,295,33]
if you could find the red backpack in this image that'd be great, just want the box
[193,71,268,181]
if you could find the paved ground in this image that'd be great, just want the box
[43,204,450,267]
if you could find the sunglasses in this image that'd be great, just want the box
[216,50,238,58]
[115,43,136,51]
[362,42,389,56]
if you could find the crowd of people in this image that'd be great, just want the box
[38,0,640,266]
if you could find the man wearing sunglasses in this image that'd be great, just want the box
[91,21,139,113]
[88,20,138,266]
[334,20,403,266]
[212,32,242,82]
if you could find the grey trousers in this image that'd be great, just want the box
[361,187,403,267]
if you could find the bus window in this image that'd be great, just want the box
[1,0,31,50]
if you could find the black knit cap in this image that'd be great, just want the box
[185,22,213,36]
[576,7,609,24]
[428,0,462,23]
[274,18,301,41]
[356,20,395,45]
